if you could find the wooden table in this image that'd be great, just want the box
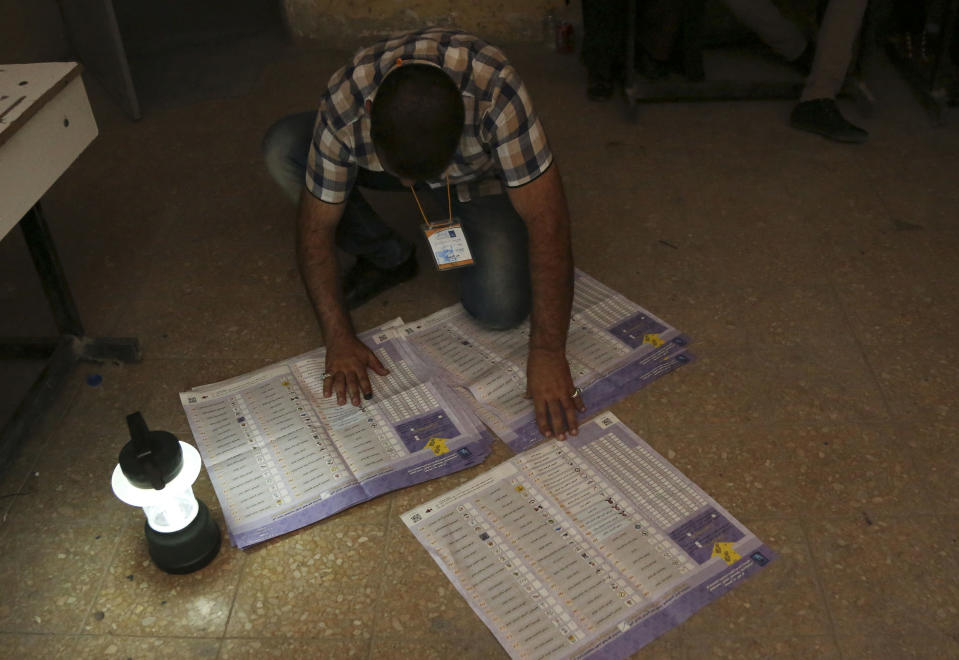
[0,62,140,471]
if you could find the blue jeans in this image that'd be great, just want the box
[263,111,531,329]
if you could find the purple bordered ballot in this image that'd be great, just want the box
[402,412,776,660]
[396,270,694,452]
[180,320,493,548]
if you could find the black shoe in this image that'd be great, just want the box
[586,72,614,102]
[789,99,868,144]
[343,252,418,309]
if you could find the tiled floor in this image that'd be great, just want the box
[1,32,958,660]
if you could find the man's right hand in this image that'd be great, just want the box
[296,191,387,407]
[322,335,390,406]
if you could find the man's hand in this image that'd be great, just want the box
[508,164,579,441]
[527,347,586,440]
[323,335,390,406]
[296,190,385,407]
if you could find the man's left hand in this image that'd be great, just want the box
[527,347,586,440]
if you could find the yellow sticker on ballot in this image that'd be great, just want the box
[643,333,665,347]
[426,437,450,456]
[712,542,741,565]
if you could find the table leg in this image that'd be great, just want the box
[19,202,84,337]
[1,203,141,476]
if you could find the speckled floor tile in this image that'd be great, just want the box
[623,624,687,659]
[85,520,243,637]
[0,633,74,659]
[1,431,126,526]
[643,350,772,431]
[560,150,694,205]
[114,292,324,362]
[563,182,685,274]
[68,634,221,659]
[654,422,923,518]
[835,277,956,349]
[899,420,959,515]
[636,281,858,355]
[221,637,369,658]
[870,156,959,233]
[0,444,46,542]
[680,519,830,637]
[0,523,118,634]
[865,340,959,420]
[828,232,959,347]
[371,521,486,643]
[649,182,832,292]
[606,398,649,440]
[684,635,841,659]
[39,359,198,446]
[805,515,959,638]
[0,369,84,541]
[226,523,386,638]
[646,236,832,307]
[835,633,959,659]
[370,634,508,660]
[140,190,302,302]
[751,345,890,424]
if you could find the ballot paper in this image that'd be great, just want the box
[180,321,493,548]
[402,412,775,660]
[397,270,693,452]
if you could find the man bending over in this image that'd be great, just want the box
[263,28,586,440]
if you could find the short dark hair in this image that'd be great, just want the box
[370,63,465,180]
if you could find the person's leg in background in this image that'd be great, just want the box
[452,193,531,330]
[581,0,629,101]
[719,0,810,63]
[791,0,870,143]
[262,112,417,308]
[719,0,869,143]
[638,0,685,79]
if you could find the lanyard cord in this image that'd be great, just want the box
[409,175,453,228]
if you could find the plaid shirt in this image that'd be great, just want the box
[306,28,553,204]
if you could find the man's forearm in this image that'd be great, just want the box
[508,164,574,351]
[295,190,353,344]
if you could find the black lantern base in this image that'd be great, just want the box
[145,499,221,574]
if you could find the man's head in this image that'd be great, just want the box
[370,63,465,182]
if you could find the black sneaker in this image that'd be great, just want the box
[343,252,418,309]
[789,99,868,143]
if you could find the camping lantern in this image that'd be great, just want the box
[111,412,220,574]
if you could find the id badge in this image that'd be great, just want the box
[422,219,474,271]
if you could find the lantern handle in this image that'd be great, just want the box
[125,412,167,490]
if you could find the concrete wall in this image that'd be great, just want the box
[281,0,581,48]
